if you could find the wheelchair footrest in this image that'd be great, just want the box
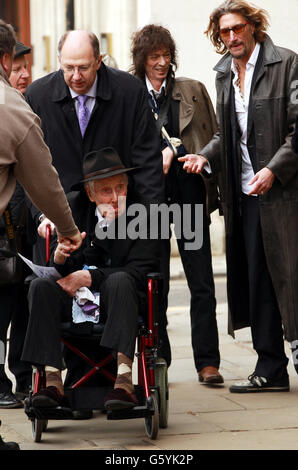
[107,405,154,421]
[24,399,73,421]
[65,385,114,411]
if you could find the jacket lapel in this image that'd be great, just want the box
[51,70,82,141]
[247,44,264,142]
[172,83,194,135]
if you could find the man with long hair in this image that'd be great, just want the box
[180,1,298,392]
[131,25,224,385]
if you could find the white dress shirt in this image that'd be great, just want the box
[231,43,260,195]
[95,206,110,229]
[145,75,166,106]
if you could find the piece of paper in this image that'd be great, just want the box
[18,253,62,280]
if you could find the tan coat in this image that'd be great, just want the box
[0,66,77,238]
[172,78,219,214]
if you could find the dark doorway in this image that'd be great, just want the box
[0,0,31,77]
[66,0,75,30]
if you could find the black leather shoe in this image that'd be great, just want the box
[72,409,93,420]
[0,434,20,450]
[0,392,23,409]
[104,388,138,411]
[32,386,66,408]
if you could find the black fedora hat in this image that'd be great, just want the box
[14,42,31,59]
[71,147,139,191]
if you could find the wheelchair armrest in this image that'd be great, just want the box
[147,272,163,280]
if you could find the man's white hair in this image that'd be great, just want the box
[85,173,128,196]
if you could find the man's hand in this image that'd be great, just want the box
[56,270,92,297]
[57,230,86,254]
[162,146,174,175]
[54,239,72,265]
[248,167,275,196]
[38,217,55,238]
[178,154,208,173]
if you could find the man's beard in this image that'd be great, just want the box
[229,39,255,60]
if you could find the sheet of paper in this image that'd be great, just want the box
[18,253,62,280]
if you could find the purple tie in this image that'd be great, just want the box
[77,95,90,137]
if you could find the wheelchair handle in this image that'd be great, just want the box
[147,272,163,280]
[45,224,51,263]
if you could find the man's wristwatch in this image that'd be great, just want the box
[39,213,46,224]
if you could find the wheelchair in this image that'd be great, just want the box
[24,227,169,442]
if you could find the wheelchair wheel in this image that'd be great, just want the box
[32,418,47,443]
[144,390,159,440]
[155,358,169,428]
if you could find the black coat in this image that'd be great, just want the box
[25,63,164,219]
[51,191,160,301]
[202,37,298,340]
[292,115,298,153]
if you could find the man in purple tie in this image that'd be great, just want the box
[25,30,163,262]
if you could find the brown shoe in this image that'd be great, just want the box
[198,366,224,384]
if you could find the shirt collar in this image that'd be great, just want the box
[69,75,98,100]
[95,206,110,228]
[145,75,166,97]
[231,42,260,74]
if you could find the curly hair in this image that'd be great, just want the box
[205,0,270,54]
[0,19,16,59]
[130,24,178,82]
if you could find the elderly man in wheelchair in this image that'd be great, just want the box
[21,148,160,412]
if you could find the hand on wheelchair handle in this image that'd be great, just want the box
[38,217,56,238]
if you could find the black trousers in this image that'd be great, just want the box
[22,272,140,371]
[241,194,288,379]
[0,283,32,394]
[159,172,220,371]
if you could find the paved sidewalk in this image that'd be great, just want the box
[1,256,298,451]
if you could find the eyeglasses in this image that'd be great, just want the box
[62,63,94,75]
[97,183,127,198]
[218,23,249,39]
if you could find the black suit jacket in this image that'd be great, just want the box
[51,191,160,299]
[25,63,164,223]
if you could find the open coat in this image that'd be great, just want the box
[202,36,298,341]
[25,63,164,206]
